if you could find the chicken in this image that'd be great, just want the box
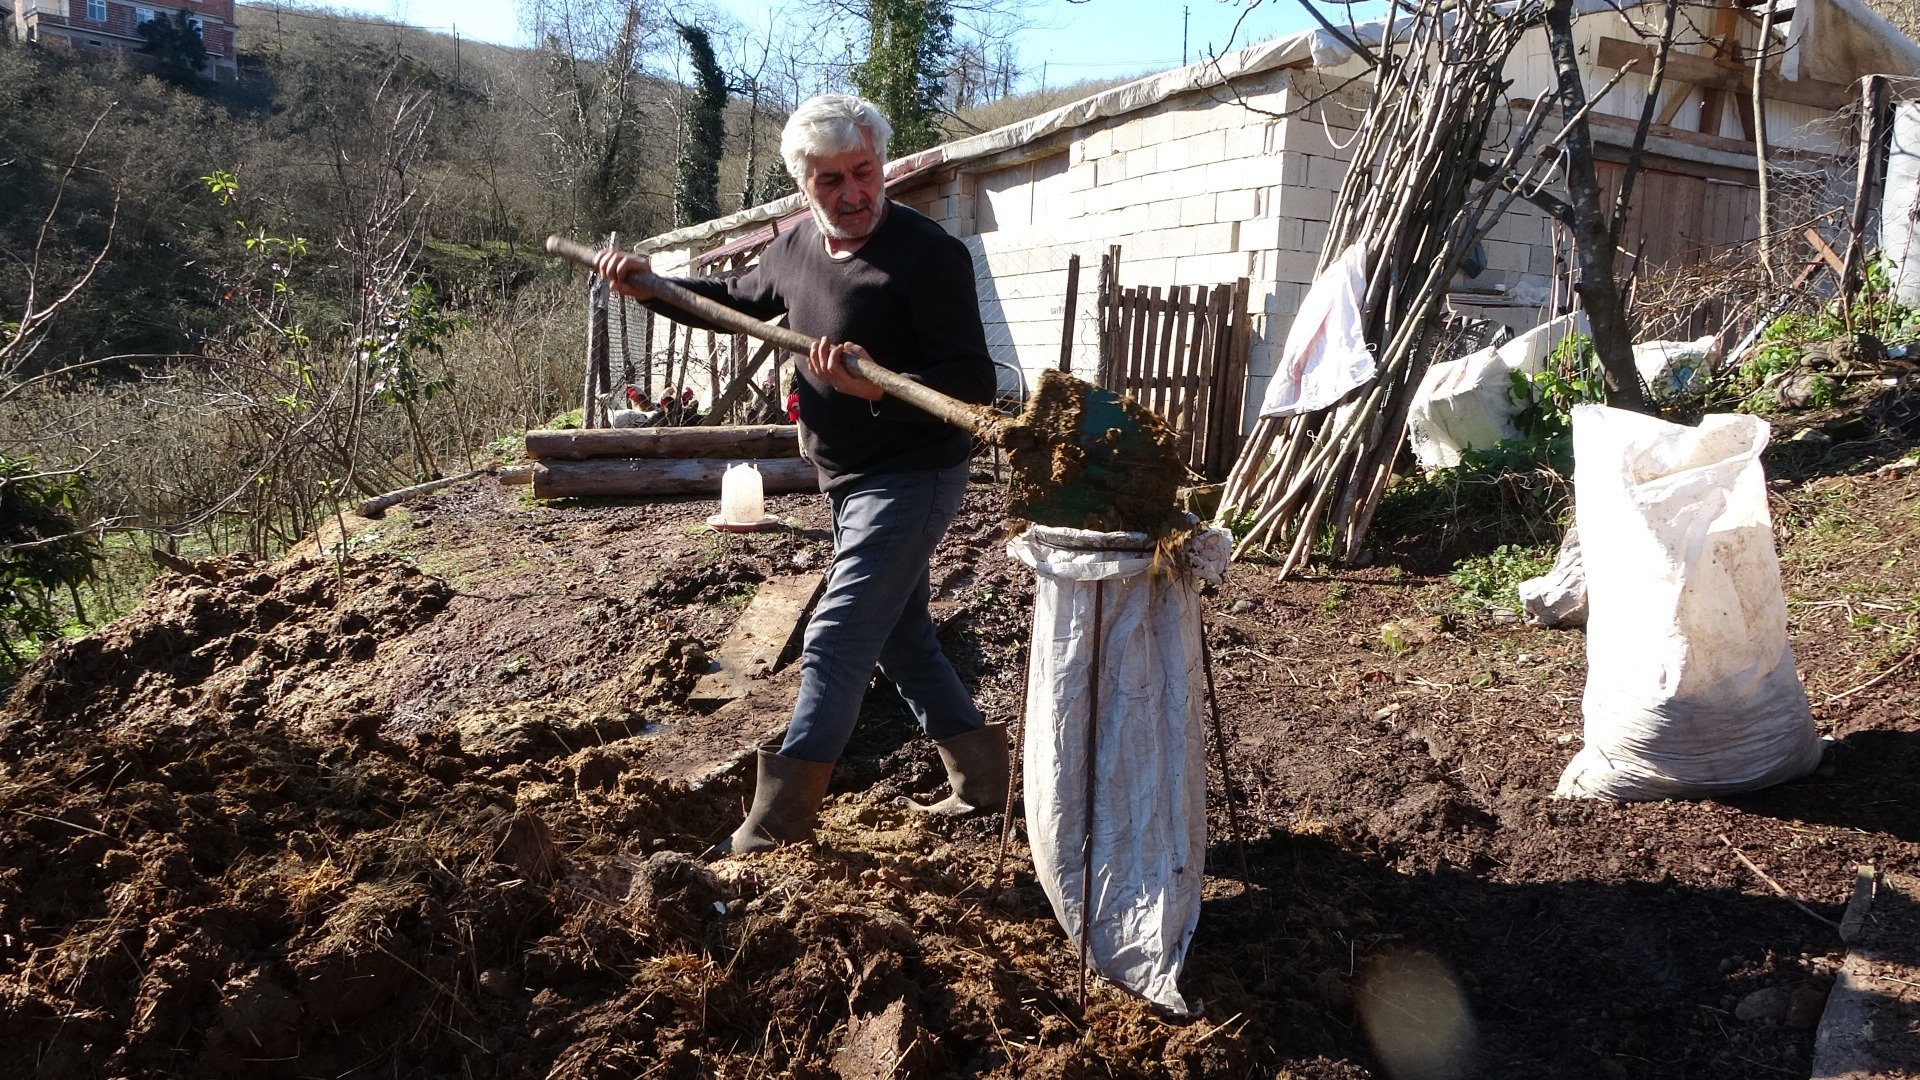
[597,385,663,429]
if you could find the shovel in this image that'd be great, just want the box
[546,234,1187,532]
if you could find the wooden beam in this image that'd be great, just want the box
[685,573,826,710]
[1596,36,1850,112]
[1697,0,1743,135]
[632,672,799,786]
[1803,228,1846,276]
[1655,82,1695,128]
[524,424,800,461]
[531,456,817,500]
[703,333,784,425]
[1509,98,1840,166]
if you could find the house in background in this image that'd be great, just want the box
[9,0,238,80]
[630,0,1920,464]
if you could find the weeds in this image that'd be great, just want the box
[1448,544,1554,612]
[1319,581,1351,614]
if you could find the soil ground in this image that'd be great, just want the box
[2,394,1918,1079]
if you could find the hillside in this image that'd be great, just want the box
[2,384,1917,1077]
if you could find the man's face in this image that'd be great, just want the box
[800,138,886,241]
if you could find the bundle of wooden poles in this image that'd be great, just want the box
[522,425,816,501]
[1215,0,1629,574]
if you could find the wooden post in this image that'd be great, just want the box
[1843,74,1892,301]
[1057,254,1081,373]
[643,307,656,398]
[1097,245,1121,387]
[595,232,616,406]
[662,313,679,400]
[582,276,608,428]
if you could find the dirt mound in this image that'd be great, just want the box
[0,538,1229,1079]
[5,452,1919,1078]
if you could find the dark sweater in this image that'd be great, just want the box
[660,203,996,489]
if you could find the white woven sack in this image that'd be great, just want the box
[1557,406,1822,800]
[1005,524,1229,1016]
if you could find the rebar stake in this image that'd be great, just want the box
[1077,579,1105,1010]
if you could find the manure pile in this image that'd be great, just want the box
[0,553,1252,1078]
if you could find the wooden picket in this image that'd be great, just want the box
[1097,270,1251,480]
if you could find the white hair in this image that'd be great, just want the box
[780,94,892,180]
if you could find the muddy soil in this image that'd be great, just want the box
[2,416,1918,1079]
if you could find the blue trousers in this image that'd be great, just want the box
[779,463,985,762]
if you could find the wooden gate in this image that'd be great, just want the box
[1097,266,1252,480]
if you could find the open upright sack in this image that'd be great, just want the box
[1556,406,1822,800]
[1006,523,1230,1016]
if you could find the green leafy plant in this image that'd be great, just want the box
[1504,332,1606,471]
[1,456,103,677]
[359,277,463,477]
[1449,543,1554,612]
[1736,258,1920,402]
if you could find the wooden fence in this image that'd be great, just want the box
[1097,265,1252,480]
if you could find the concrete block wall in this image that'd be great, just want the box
[651,54,1571,434]
[946,67,1312,402]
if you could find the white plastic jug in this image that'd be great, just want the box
[719,462,764,524]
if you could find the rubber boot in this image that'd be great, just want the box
[706,748,834,857]
[904,722,1009,816]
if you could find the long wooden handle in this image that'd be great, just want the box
[545,235,1001,441]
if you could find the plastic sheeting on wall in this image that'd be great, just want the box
[1881,101,1920,305]
[1006,524,1231,1016]
[1555,406,1823,801]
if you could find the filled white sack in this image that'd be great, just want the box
[1518,526,1587,629]
[1006,524,1230,1016]
[1631,335,1720,400]
[1408,312,1588,470]
[1556,406,1822,800]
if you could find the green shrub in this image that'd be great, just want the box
[1,456,103,677]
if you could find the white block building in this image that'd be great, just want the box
[633,0,1920,445]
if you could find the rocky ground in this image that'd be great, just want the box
[2,392,1916,1079]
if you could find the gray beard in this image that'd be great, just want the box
[808,198,884,241]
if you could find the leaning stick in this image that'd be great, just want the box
[358,468,487,518]
[544,235,1005,444]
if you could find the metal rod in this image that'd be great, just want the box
[1199,616,1250,883]
[1077,578,1105,1010]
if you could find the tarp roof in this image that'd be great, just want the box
[634,27,1342,253]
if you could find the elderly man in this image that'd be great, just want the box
[593,94,1005,855]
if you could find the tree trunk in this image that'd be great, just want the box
[1543,0,1651,414]
[524,424,800,461]
[531,456,817,500]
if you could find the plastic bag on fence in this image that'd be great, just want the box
[1006,523,1231,1016]
[1555,406,1822,801]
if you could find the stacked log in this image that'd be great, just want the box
[521,424,817,501]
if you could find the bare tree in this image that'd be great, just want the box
[526,0,674,235]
